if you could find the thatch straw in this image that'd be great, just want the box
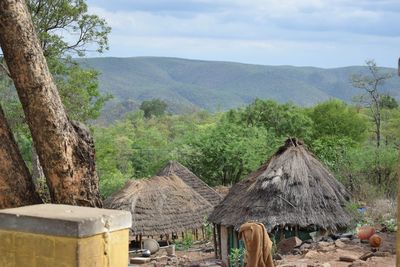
[104,175,212,236]
[158,161,222,206]
[209,138,352,232]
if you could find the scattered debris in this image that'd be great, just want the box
[334,239,346,249]
[339,255,357,262]
[130,257,151,264]
[278,236,303,254]
[131,231,395,266]
[371,251,390,257]
[359,252,374,261]
[348,260,368,267]
[304,250,321,259]
[299,242,311,252]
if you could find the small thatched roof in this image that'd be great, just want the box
[157,161,222,206]
[209,138,351,232]
[104,175,212,236]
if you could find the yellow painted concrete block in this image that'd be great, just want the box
[55,237,78,265]
[0,204,131,267]
[0,231,13,252]
[0,230,129,267]
[78,256,104,267]
[35,235,55,258]
[78,233,104,258]
[14,232,36,256]
[15,254,34,266]
[107,230,129,267]
[36,257,55,267]
[0,251,14,267]
[54,263,75,267]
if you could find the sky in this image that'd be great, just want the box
[86,0,400,68]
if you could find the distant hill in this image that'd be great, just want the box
[78,57,400,124]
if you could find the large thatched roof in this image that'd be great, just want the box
[209,138,351,232]
[157,161,222,206]
[104,175,212,236]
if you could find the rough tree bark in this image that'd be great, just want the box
[31,146,44,184]
[0,0,102,207]
[0,104,42,208]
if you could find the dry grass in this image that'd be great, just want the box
[104,175,212,236]
[158,161,222,206]
[365,198,396,223]
[209,138,352,232]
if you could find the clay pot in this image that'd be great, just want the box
[358,226,375,240]
[369,234,382,247]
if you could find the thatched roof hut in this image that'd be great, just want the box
[104,175,212,236]
[209,138,351,232]
[158,161,222,206]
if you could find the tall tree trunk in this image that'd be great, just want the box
[31,145,44,185]
[31,145,51,202]
[0,104,42,208]
[376,117,381,148]
[0,0,102,207]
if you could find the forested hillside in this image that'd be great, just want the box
[93,98,399,202]
[78,57,400,124]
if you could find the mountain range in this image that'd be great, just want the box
[78,57,400,123]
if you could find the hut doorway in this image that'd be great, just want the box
[214,225,245,266]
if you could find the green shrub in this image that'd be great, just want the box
[229,247,245,267]
[174,233,194,251]
[202,218,213,241]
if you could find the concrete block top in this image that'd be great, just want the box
[0,204,132,237]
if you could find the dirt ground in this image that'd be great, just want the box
[131,232,396,266]
[274,232,396,267]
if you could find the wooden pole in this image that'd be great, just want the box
[213,224,218,259]
[217,225,222,260]
[280,225,285,241]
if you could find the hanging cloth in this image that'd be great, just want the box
[238,222,274,267]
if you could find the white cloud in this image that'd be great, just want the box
[87,0,400,67]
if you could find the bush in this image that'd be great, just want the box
[202,219,213,241]
[174,233,194,251]
[345,201,371,231]
[229,247,245,267]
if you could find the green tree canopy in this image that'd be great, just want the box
[233,99,314,141]
[27,0,110,59]
[1,0,111,127]
[139,98,168,118]
[56,62,112,122]
[310,99,368,142]
[379,94,398,109]
[176,119,278,186]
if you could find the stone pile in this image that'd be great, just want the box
[274,233,394,267]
